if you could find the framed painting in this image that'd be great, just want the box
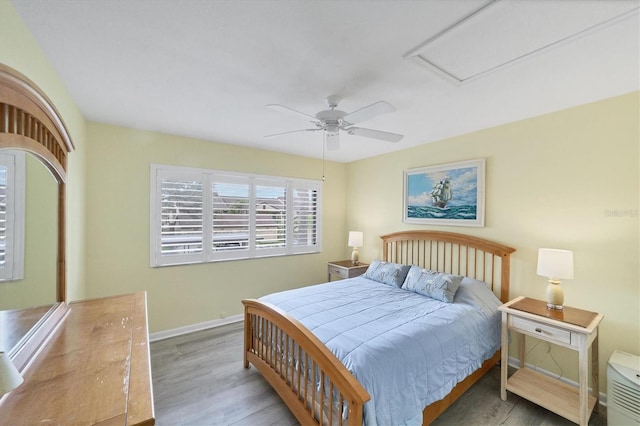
[403,158,485,227]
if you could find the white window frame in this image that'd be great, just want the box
[0,151,25,281]
[150,164,322,267]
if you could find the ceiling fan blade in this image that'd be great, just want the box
[342,101,395,125]
[264,128,320,138]
[346,127,404,143]
[325,132,340,151]
[266,104,318,123]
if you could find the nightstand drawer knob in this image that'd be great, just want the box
[535,328,543,333]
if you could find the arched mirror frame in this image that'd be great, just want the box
[0,63,74,372]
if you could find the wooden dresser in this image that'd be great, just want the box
[0,292,155,425]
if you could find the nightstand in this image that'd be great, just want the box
[327,260,369,281]
[499,296,604,426]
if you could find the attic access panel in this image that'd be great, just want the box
[405,0,640,84]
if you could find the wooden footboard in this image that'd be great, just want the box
[242,299,370,426]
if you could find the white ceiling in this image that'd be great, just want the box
[11,0,640,163]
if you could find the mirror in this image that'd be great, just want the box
[0,63,73,372]
[0,151,58,353]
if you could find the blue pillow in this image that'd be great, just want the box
[363,260,411,287]
[401,265,463,303]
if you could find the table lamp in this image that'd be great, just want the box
[348,231,363,265]
[536,248,574,310]
[0,351,23,396]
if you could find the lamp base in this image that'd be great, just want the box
[351,247,360,265]
[545,280,564,311]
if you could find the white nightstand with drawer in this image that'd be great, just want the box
[327,260,369,281]
[499,296,603,426]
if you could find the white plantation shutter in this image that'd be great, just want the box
[152,167,206,266]
[160,179,204,254]
[0,152,25,281]
[290,183,320,253]
[151,164,322,267]
[0,163,8,271]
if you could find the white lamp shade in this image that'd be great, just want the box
[0,352,23,395]
[537,248,574,280]
[348,231,363,247]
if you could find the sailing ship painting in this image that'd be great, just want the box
[430,178,452,208]
[404,159,485,227]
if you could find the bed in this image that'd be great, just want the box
[242,230,515,425]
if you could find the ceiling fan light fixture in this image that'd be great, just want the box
[325,124,339,135]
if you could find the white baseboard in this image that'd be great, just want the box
[507,356,607,406]
[150,314,243,342]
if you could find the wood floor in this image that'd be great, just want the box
[150,322,607,426]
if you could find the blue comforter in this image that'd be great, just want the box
[260,275,502,426]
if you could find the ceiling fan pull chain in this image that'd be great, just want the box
[322,132,326,182]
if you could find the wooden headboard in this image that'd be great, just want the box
[381,230,515,303]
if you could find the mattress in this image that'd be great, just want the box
[260,275,502,425]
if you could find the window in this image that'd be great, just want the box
[150,164,322,267]
[0,151,25,281]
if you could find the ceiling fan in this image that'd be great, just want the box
[265,95,404,151]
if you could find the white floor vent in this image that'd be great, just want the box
[608,350,640,425]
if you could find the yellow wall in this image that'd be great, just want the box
[346,92,640,390]
[3,0,639,394]
[84,122,347,332]
[0,0,87,301]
